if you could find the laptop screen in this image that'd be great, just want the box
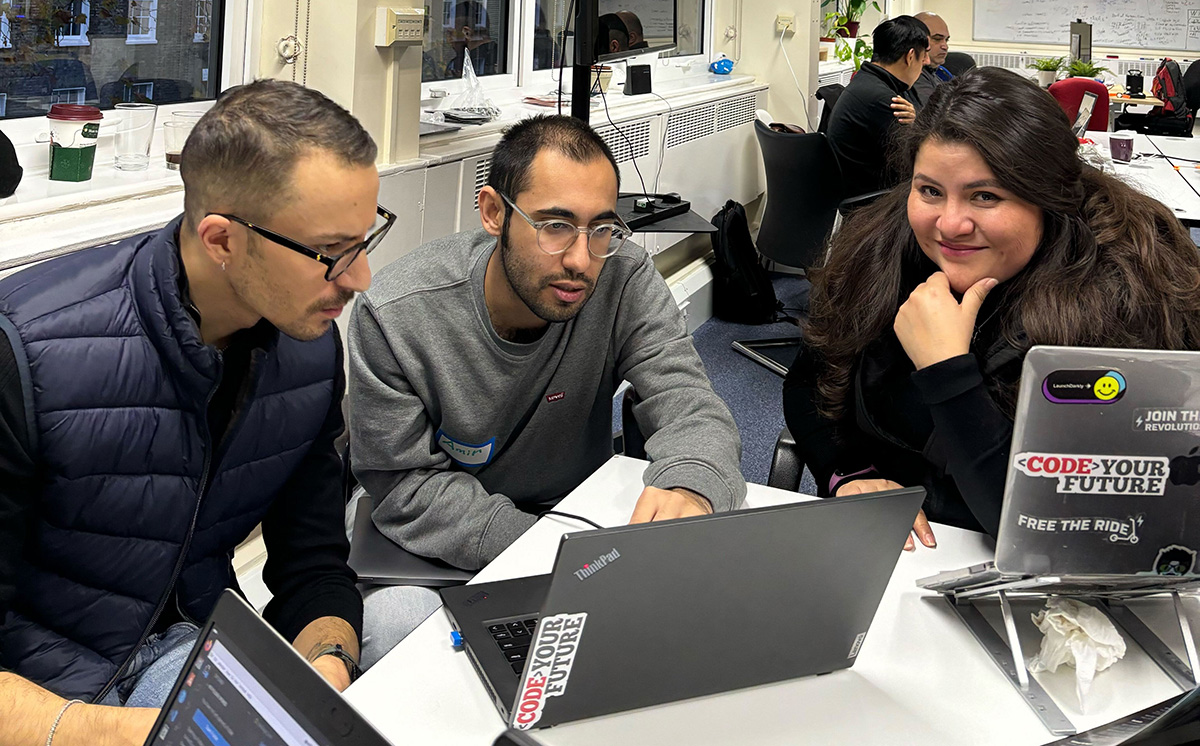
[1073,91,1099,137]
[152,624,329,746]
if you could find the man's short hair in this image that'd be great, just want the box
[181,79,377,228]
[486,115,621,200]
[871,16,930,65]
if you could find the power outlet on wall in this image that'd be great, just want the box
[775,13,795,35]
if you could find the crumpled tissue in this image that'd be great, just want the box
[1027,598,1127,711]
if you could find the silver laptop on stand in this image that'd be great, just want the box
[918,346,1200,736]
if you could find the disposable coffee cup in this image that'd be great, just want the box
[1110,131,1135,163]
[47,104,103,182]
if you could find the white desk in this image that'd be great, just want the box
[345,456,1191,745]
[1087,132,1200,223]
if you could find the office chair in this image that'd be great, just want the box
[943,52,976,77]
[1183,63,1200,122]
[767,428,804,492]
[815,84,845,134]
[1048,78,1111,133]
[732,122,843,376]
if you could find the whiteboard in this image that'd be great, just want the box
[973,0,1200,52]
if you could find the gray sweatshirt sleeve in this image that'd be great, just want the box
[347,297,537,570]
[614,254,747,512]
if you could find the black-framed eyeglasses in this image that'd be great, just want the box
[500,193,632,259]
[212,205,397,281]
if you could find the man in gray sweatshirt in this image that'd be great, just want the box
[348,115,744,588]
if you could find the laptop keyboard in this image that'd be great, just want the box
[486,617,539,674]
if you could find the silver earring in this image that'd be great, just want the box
[221,262,226,272]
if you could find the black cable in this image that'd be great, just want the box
[557,0,576,116]
[598,82,649,197]
[540,510,605,530]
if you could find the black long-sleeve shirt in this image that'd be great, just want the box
[783,333,1021,537]
[826,61,917,195]
[0,306,361,673]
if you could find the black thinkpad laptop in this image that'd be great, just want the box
[143,590,390,746]
[441,487,926,730]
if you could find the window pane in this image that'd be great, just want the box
[422,0,509,83]
[0,0,223,120]
[531,0,702,70]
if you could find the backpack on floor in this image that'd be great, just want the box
[710,200,784,325]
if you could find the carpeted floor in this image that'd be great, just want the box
[691,273,816,492]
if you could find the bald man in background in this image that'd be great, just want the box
[911,12,952,107]
[617,11,648,49]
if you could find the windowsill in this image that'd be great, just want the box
[125,36,158,45]
[416,71,762,159]
[0,74,759,238]
[56,37,89,46]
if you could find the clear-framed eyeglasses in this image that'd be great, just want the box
[501,193,632,259]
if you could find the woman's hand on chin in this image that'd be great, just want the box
[894,272,997,370]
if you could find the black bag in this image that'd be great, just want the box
[710,200,783,325]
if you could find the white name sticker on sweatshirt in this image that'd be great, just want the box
[436,430,495,467]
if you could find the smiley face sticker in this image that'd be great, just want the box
[1094,372,1126,401]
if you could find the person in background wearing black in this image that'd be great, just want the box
[910,12,953,107]
[0,80,386,746]
[825,15,929,195]
[0,130,20,199]
[784,68,1200,551]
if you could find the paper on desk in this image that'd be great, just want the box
[1027,598,1127,712]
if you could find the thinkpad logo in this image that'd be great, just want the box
[574,549,620,580]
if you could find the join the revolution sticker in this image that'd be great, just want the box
[1043,369,1126,404]
[512,612,587,730]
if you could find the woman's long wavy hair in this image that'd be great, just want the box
[807,67,1200,420]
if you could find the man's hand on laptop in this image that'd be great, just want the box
[628,487,713,524]
[835,479,937,551]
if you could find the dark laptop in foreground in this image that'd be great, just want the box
[919,346,1200,597]
[442,487,926,730]
[143,590,390,746]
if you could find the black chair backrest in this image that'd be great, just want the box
[815,84,845,134]
[943,52,976,77]
[754,120,842,269]
[1184,63,1200,116]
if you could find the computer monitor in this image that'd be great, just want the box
[594,0,676,62]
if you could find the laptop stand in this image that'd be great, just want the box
[939,583,1200,736]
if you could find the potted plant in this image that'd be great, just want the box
[1066,58,1110,80]
[1027,56,1065,87]
[823,0,881,38]
[834,36,872,72]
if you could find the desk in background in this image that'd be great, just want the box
[344,456,1190,746]
[1087,132,1200,224]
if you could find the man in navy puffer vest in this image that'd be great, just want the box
[0,80,394,745]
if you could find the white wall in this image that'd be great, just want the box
[711,0,819,127]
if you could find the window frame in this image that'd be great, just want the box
[56,0,90,47]
[420,0,521,97]
[125,0,158,45]
[194,0,211,42]
[1,8,10,50]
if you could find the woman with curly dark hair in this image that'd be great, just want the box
[783,67,1200,550]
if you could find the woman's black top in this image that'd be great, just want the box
[782,288,1025,537]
